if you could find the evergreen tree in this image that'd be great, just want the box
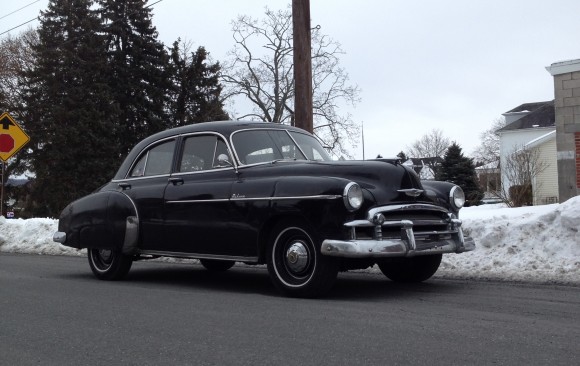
[167,40,228,126]
[99,0,171,154]
[21,0,118,217]
[435,142,484,206]
[396,151,408,162]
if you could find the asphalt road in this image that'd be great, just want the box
[1,253,579,366]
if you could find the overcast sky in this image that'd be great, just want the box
[3,0,580,159]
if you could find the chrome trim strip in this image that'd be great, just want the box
[118,191,139,221]
[112,173,171,183]
[170,166,235,177]
[166,198,230,204]
[397,188,424,197]
[232,194,341,201]
[139,250,258,263]
[367,204,449,220]
[166,194,341,204]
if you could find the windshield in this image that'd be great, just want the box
[232,129,330,165]
[289,131,331,161]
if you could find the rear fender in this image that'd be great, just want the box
[58,191,139,253]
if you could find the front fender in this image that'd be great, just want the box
[421,180,459,216]
[270,176,358,239]
[57,190,138,252]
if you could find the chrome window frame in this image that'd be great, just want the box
[119,137,177,181]
[172,131,237,177]
[230,128,312,167]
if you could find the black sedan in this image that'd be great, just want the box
[54,121,474,297]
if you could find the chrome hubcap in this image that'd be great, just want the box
[98,249,113,264]
[286,242,309,273]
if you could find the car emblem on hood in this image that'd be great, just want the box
[397,188,424,197]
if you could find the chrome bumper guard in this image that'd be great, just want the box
[53,231,66,243]
[321,218,475,258]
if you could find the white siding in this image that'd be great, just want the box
[533,138,559,205]
[499,127,556,197]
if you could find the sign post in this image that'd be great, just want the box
[0,112,30,217]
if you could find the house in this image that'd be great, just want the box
[497,101,558,205]
[475,160,500,203]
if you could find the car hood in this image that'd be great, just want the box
[244,159,430,206]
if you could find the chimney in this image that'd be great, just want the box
[546,59,580,201]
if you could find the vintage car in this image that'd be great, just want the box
[53,121,475,297]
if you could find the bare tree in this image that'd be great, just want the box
[472,117,507,166]
[0,28,38,181]
[406,129,451,159]
[497,145,548,207]
[0,28,38,118]
[406,129,451,174]
[221,7,360,157]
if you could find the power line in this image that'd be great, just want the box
[0,0,165,37]
[0,18,38,37]
[0,0,40,20]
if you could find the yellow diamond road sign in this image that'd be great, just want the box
[0,112,30,162]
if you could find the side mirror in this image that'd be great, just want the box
[217,154,233,167]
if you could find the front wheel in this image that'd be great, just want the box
[88,248,133,280]
[267,222,338,298]
[377,254,442,283]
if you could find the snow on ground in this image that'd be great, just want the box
[1,197,579,285]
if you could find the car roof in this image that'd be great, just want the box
[113,120,310,180]
[141,120,312,145]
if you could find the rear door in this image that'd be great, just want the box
[116,137,177,250]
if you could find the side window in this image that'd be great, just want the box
[213,139,232,168]
[179,135,232,172]
[129,140,175,177]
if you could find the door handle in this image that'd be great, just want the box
[169,177,184,186]
[118,182,131,190]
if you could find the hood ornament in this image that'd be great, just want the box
[397,188,424,197]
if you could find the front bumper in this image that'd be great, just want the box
[321,216,475,258]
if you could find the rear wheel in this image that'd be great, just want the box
[200,259,235,271]
[267,221,338,298]
[377,254,442,283]
[88,248,133,280]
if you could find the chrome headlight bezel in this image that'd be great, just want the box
[450,185,465,210]
[343,182,363,212]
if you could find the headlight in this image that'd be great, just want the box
[344,182,363,211]
[450,185,465,210]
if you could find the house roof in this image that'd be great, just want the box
[524,130,556,149]
[498,100,555,132]
[504,101,550,114]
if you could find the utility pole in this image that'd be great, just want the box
[1,162,4,217]
[292,0,313,133]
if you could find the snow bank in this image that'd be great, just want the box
[439,197,580,284]
[0,216,84,256]
[1,197,579,284]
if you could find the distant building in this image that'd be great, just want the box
[497,101,558,205]
[475,160,500,203]
[546,59,580,202]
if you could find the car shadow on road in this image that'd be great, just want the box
[117,260,469,300]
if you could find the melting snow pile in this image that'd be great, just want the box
[1,196,579,284]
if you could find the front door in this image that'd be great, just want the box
[162,134,244,256]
